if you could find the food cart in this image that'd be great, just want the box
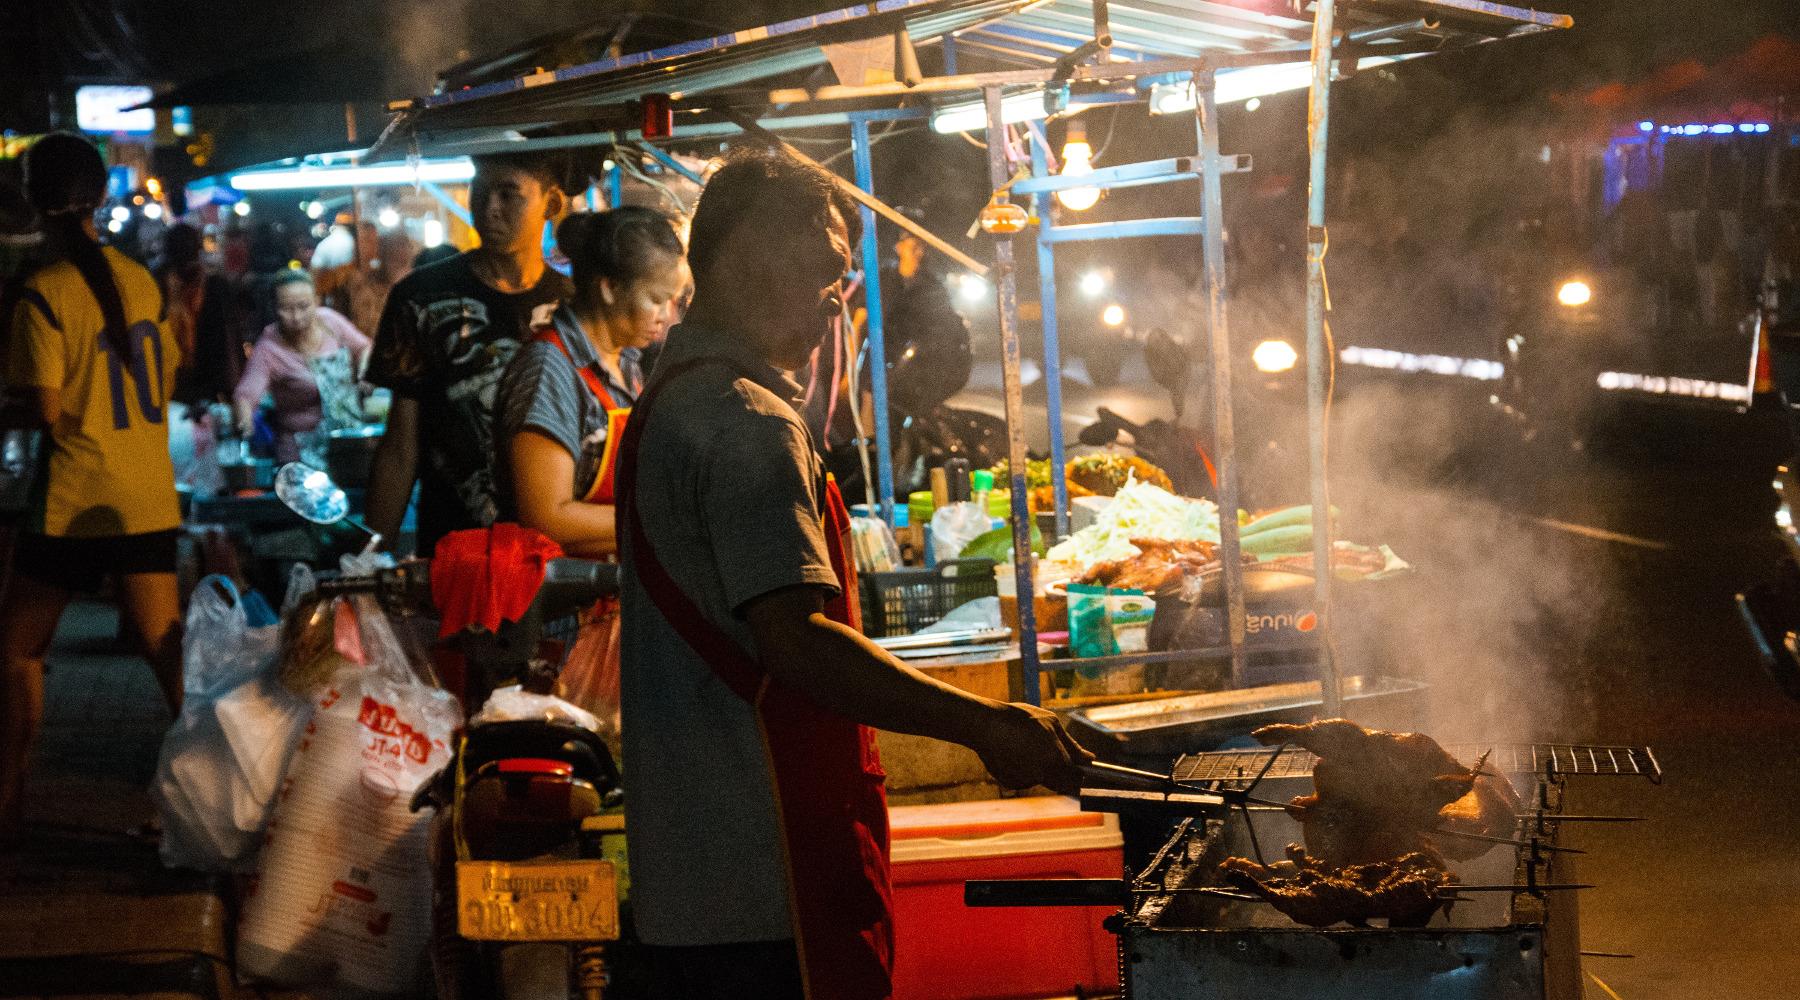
[376,0,1571,736]
[357,7,1688,1000]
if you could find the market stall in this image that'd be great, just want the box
[372,0,1571,727]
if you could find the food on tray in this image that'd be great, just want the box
[1219,844,1455,927]
[991,455,1168,513]
[1065,454,1172,496]
[1075,538,1217,593]
[1252,719,1518,867]
[1045,476,1221,569]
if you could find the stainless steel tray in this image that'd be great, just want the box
[1066,675,1428,755]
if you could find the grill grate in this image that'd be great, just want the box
[1172,743,1662,785]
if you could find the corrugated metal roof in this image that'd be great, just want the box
[384,0,1569,154]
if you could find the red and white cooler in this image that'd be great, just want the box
[888,795,1123,1000]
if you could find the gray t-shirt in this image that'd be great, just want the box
[619,323,839,946]
[493,307,640,518]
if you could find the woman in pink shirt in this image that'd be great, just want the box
[233,269,370,463]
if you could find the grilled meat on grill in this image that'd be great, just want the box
[1219,845,1454,927]
[1252,719,1517,866]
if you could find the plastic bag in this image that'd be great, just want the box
[473,684,604,731]
[152,575,301,873]
[237,594,459,994]
[557,608,621,741]
[929,501,994,566]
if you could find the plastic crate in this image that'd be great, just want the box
[859,558,997,638]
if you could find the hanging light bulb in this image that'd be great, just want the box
[1056,120,1100,212]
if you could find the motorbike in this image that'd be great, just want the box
[276,464,635,999]
[1071,329,1221,501]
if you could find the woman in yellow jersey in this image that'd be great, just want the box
[0,134,184,841]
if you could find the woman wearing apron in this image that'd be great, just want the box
[493,207,688,555]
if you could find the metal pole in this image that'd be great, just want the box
[1194,70,1248,688]
[605,160,624,207]
[1028,133,1070,539]
[985,87,1042,706]
[851,116,897,525]
[1306,0,1344,715]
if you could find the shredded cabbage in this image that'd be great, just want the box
[1045,474,1220,569]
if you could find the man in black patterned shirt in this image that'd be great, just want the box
[363,152,571,554]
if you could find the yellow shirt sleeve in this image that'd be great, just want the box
[8,286,66,391]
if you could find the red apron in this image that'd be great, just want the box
[617,357,893,1000]
[531,327,634,504]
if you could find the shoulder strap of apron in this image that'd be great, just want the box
[615,356,894,1000]
[533,326,623,411]
[614,356,770,695]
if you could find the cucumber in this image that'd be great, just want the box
[1242,504,1338,537]
[1239,524,1312,558]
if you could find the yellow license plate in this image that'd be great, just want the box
[456,859,619,942]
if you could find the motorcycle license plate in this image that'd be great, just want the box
[456,859,619,942]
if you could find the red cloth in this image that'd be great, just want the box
[619,358,893,1000]
[431,524,565,639]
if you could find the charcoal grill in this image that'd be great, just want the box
[969,742,1660,1000]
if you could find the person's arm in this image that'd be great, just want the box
[508,429,616,558]
[5,291,64,430]
[232,338,271,437]
[744,586,1089,792]
[364,394,419,545]
[699,404,1088,791]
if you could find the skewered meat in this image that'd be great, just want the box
[1252,719,1517,867]
[1435,752,1525,860]
[1219,845,1454,927]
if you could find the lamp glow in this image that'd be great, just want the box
[955,273,989,305]
[233,201,251,217]
[305,201,325,219]
[142,202,163,221]
[377,207,401,229]
[1079,271,1107,297]
[1148,57,1403,115]
[1252,339,1299,373]
[109,206,130,223]
[930,89,1053,134]
[229,159,476,192]
[423,218,445,248]
[1056,123,1100,212]
[1556,279,1592,308]
[1101,303,1126,327]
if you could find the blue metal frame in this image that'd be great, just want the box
[637,143,707,186]
[985,88,1043,706]
[605,160,624,207]
[1029,136,1070,538]
[1038,217,1206,242]
[1011,153,1250,195]
[1305,0,1342,714]
[1194,71,1250,688]
[419,178,474,226]
[851,116,898,525]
